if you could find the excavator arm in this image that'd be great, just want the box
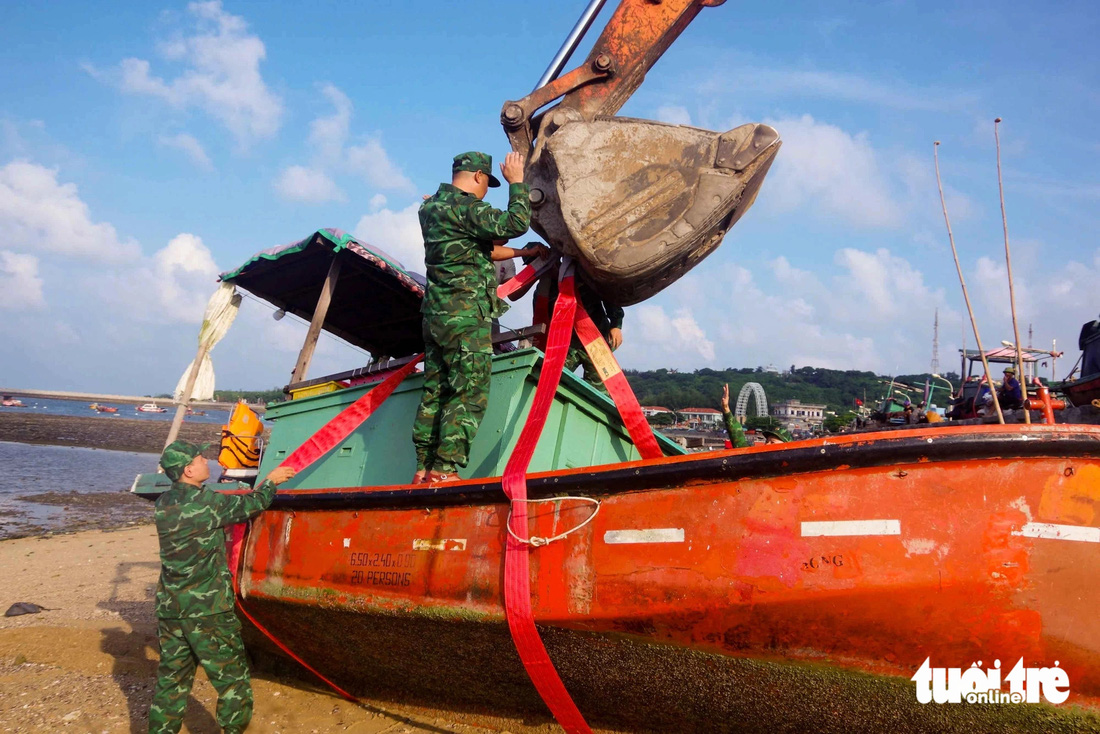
[501,0,781,306]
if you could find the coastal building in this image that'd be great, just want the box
[679,407,722,429]
[772,399,826,432]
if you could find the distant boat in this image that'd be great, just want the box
[136,403,168,413]
[89,403,119,413]
[1,395,25,408]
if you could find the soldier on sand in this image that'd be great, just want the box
[148,440,296,734]
[412,151,545,484]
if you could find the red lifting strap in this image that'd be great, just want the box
[229,356,423,704]
[281,356,423,472]
[497,254,555,301]
[501,266,593,734]
[572,301,662,460]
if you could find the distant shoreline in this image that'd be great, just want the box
[0,412,228,454]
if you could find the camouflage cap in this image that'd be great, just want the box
[452,151,501,188]
[159,440,211,481]
[760,427,793,443]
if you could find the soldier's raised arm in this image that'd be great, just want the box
[464,153,531,241]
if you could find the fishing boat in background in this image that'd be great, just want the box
[89,402,119,413]
[131,229,1100,732]
[136,402,167,413]
[1057,316,1100,406]
[1,395,25,408]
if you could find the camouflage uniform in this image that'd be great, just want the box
[149,440,277,734]
[723,410,750,448]
[413,152,530,474]
[538,273,624,394]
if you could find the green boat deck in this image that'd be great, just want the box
[258,347,682,489]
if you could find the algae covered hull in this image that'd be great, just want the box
[238,417,1100,732]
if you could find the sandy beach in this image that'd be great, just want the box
[0,415,561,733]
[0,525,567,734]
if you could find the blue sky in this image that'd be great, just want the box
[1,0,1097,393]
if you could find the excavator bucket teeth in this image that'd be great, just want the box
[527,118,780,306]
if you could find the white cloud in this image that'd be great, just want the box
[0,161,139,261]
[346,138,412,191]
[620,248,971,376]
[308,83,352,161]
[352,202,424,273]
[622,305,716,365]
[274,165,346,204]
[151,233,221,321]
[761,114,902,228]
[96,1,282,146]
[0,251,44,310]
[969,248,1100,356]
[829,247,942,325]
[368,193,387,211]
[158,132,213,170]
[654,105,692,126]
[98,233,221,324]
[278,84,412,194]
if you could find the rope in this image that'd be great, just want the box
[506,496,601,547]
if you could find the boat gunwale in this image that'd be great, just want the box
[269,423,1100,510]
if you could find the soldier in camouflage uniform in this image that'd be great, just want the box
[720,383,750,448]
[148,440,296,734]
[535,267,625,395]
[412,150,542,483]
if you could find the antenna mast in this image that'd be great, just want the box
[931,308,940,375]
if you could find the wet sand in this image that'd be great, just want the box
[0,526,561,733]
[0,412,229,454]
[0,488,154,541]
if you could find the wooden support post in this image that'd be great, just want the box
[291,254,342,385]
[161,342,212,461]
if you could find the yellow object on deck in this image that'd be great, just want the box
[219,401,264,470]
[288,380,346,400]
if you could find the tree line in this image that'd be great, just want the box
[627,366,959,417]
[202,365,959,416]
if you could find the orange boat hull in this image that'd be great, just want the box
[238,424,1100,731]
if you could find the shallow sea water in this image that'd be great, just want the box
[0,441,220,538]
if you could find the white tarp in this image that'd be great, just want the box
[173,283,242,401]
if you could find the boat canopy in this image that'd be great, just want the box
[960,346,1045,365]
[220,229,426,358]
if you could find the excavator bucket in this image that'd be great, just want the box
[526,117,780,306]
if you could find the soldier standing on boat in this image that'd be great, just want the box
[412,151,543,483]
[148,440,296,734]
[531,266,625,395]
